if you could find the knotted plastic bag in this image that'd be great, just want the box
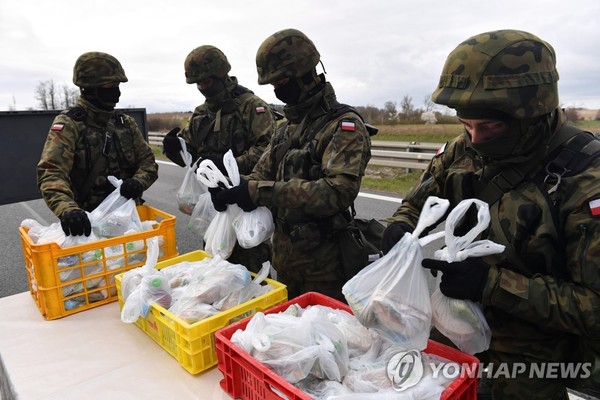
[120,237,171,323]
[176,137,206,215]
[342,196,449,350]
[88,176,143,237]
[430,198,504,354]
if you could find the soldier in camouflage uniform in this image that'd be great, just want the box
[162,45,277,272]
[37,52,158,237]
[162,45,276,174]
[382,30,600,399]
[211,29,372,302]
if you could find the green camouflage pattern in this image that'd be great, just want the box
[72,52,128,88]
[184,45,231,84]
[37,97,158,217]
[166,77,276,174]
[256,28,320,85]
[432,30,559,120]
[387,108,600,398]
[248,83,371,300]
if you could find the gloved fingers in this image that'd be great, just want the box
[60,210,91,237]
[83,217,91,236]
[166,127,181,137]
[421,258,452,274]
[120,178,144,199]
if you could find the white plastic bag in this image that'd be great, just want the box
[430,198,504,354]
[187,192,217,238]
[120,237,171,323]
[197,150,242,258]
[232,206,274,249]
[342,196,449,350]
[176,137,206,215]
[89,176,143,237]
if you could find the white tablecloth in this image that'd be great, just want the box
[0,292,231,400]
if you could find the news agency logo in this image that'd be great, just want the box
[386,350,424,391]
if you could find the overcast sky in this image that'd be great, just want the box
[2,0,600,114]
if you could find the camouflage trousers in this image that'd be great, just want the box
[271,230,346,302]
[227,241,272,274]
[481,351,571,400]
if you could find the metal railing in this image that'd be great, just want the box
[148,132,443,171]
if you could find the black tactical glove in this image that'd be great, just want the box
[202,154,228,177]
[381,222,412,254]
[60,209,92,237]
[120,178,144,199]
[421,258,491,302]
[162,127,182,155]
[209,186,227,212]
[215,178,257,212]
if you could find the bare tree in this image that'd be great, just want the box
[399,95,415,120]
[423,95,436,112]
[35,81,49,110]
[356,104,384,125]
[61,84,79,108]
[35,80,79,110]
[383,101,398,124]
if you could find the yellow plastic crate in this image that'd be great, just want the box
[115,250,288,375]
[20,205,178,320]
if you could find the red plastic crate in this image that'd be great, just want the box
[215,292,478,400]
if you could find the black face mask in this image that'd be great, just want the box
[274,78,302,105]
[199,78,226,99]
[97,86,121,104]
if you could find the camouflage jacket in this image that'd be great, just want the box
[248,83,371,254]
[169,77,276,174]
[388,109,600,367]
[37,97,158,217]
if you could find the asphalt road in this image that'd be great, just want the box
[0,160,411,299]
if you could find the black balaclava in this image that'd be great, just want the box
[456,108,551,163]
[82,86,121,110]
[199,77,226,99]
[275,78,302,105]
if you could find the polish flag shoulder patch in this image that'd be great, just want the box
[589,199,600,217]
[255,106,266,114]
[51,124,64,132]
[435,142,447,158]
[340,120,356,132]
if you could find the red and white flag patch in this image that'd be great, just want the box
[256,106,266,113]
[435,142,447,157]
[340,121,355,131]
[589,199,600,216]
[51,124,64,132]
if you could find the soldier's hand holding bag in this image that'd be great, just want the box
[88,176,143,237]
[424,199,504,355]
[342,196,450,350]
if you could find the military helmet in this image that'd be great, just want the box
[73,52,128,88]
[432,30,559,120]
[256,28,320,85]
[184,45,231,84]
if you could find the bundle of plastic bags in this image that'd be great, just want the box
[430,198,504,354]
[196,150,274,257]
[120,238,275,324]
[342,196,449,350]
[232,304,458,399]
